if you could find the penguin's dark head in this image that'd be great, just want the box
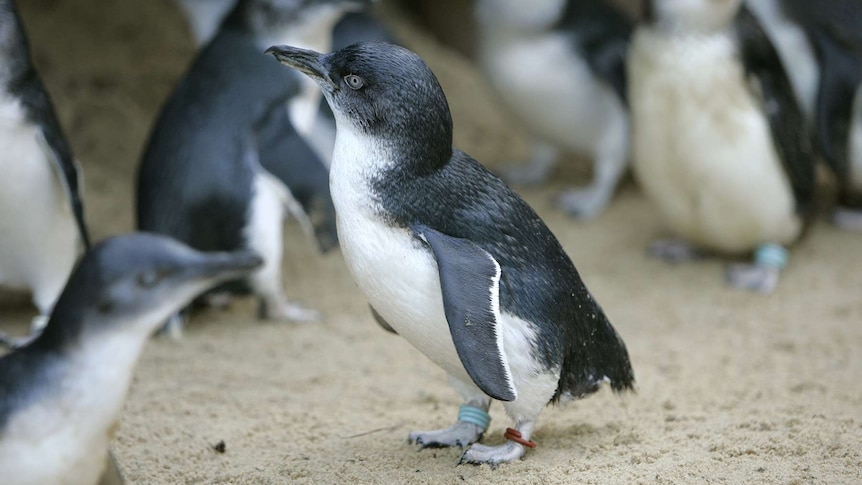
[268,42,454,167]
[35,234,262,349]
[0,0,27,72]
[646,0,741,31]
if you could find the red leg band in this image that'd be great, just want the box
[504,427,537,448]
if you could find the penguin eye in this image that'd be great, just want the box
[137,270,161,288]
[344,74,364,90]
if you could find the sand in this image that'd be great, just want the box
[3,0,861,483]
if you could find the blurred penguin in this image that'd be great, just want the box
[0,234,261,485]
[137,0,369,335]
[628,0,816,293]
[475,0,632,219]
[172,0,394,166]
[784,0,862,230]
[0,0,90,342]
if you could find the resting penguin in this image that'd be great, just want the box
[137,0,368,333]
[269,42,635,465]
[475,0,632,219]
[0,233,262,485]
[628,0,816,293]
[0,0,91,339]
[783,0,862,230]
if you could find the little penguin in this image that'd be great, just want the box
[137,0,368,332]
[268,41,635,465]
[0,233,262,485]
[0,0,91,339]
[783,0,862,230]
[628,0,817,293]
[475,0,632,219]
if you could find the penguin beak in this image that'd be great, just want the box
[181,250,263,283]
[266,45,337,91]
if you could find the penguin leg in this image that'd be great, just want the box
[725,244,787,293]
[832,207,862,231]
[556,112,629,219]
[408,374,491,449]
[498,140,559,186]
[156,311,188,340]
[247,172,320,323]
[459,419,535,466]
[648,238,709,263]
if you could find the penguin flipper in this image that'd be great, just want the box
[369,305,398,334]
[15,68,91,250]
[737,6,816,213]
[411,224,516,402]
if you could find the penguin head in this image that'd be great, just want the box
[35,234,262,349]
[226,0,373,46]
[646,0,742,32]
[475,0,566,32]
[268,42,454,168]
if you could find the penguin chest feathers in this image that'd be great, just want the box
[629,28,800,253]
[329,127,557,409]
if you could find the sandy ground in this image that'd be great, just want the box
[2,0,861,483]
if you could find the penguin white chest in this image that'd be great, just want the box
[479,31,624,153]
[628,29,801,253]
[329,145,467,382]
[0,96,79,308]
[0,335,144,485]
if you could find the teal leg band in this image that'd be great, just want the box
[754,243,788,269]
[458,404,491,432]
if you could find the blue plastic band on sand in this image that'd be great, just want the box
[458,404,491,431]
[755,243,788,269]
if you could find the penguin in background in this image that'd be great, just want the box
[628,0,816,293]
[783,0,862,230]
[269,42,634,465]
[475,0,632,219]
[0,0,91,342]
[0,233,261,485]
[171,0,394,167]
[137,0,370,334]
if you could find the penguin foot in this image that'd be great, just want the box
[459,441,526,466]
[725,264,780,293]
[648,239,707,263]
[555,187,610,220]
[0,330,37,350]
[498,161,554,186]
[156,313,187,340]
[258,299,321,322]
[408,421,484,449]
[832,207,862,231]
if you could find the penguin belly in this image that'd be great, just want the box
[480,32,625,155]
[629,30,801,253]
[0,98,79,312]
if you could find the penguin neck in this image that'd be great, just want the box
[330,118,453,212]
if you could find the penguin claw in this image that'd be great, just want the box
[832,207,862,231]
[648,239,707,263]
[258,299,321,322]
[459,441,526,466]
[408,422,484,449]
[725,264,780,293]
[555,187,610,220]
